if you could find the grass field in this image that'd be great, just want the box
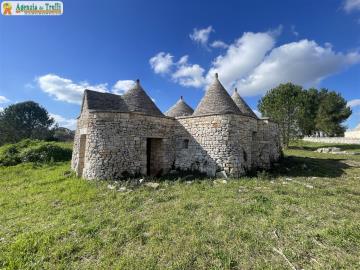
[0,141,359,269]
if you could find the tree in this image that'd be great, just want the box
[0,101,54,145]
[258,83,303,147]
[258,84,352,146]
[315,90,351,136]
[297,88,320,136]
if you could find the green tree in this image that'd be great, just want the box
[315,90,351,136]
[258,83,303,147]
[0,101,54,145]
[297,88,320,136]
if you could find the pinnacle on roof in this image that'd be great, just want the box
[231,88,258,118]
[121,79,164,117]
[165,96,194,117]
[193,73,241,116]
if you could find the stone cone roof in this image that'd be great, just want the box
[83,89,129,112]
[193,74,241,116]
[122,80,164,117]
[165,96,194,117]
[231,88,258,118]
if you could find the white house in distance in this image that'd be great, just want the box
[345,123,360,139]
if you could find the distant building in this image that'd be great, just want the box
[71,74,281,180]
[345,124,360,139]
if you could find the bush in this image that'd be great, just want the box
[21,144,72,163]
[0,139,72,166]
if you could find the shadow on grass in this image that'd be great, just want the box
[269,155,350,178]
[137,155,351,182]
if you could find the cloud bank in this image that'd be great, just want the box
[150,28,360,96]
[344,0,360,12]
[37,74,136,104]
[347,99,360,107]
[50,113,77,130]
[0,96,10,104]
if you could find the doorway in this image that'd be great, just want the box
[78,134,86,177]
[146,138,163,176]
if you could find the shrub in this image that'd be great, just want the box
[0,140,72,166]
[21,144,72,163]
[0,145,21,166]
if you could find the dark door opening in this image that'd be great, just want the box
[146,138,163,176]
[78,134,86,177]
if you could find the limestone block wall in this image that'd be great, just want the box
[228,115,258,175]
[175,115,234,176]
[72,110,282,180]
[175,114,282,177]
[71,112,89,175]
[72,111,176,180]
[262,120,282,164]
[228,116,281,173]
[175,114,256,177]
[344,130,360,139]
[303,136,360,145]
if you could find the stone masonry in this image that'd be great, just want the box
[71,74,282,180]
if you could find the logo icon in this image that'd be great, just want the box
[2,2,12,15]
[1,1,63,16]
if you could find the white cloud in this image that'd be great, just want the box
[344,0,360,12]
[236,39,360,96]
[37,74,108,105]
[211,40,229,49]
[50,113,77,130]
[0,95,10,103]
[206,31,276,90]
[149,52,174,74]
[190,26,213,46]
[151,28,360,96]
[24,82,35,89]
[178,55,189,65]
[291,25,299,37]
[112,80,135,95]
[172,56,206,87]
[172,64,206,88]
[347,99,360,107]
[0,107,3,112]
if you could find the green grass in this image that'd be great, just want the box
[0,141,359,269]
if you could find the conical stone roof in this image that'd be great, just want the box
[122,79,164,117]
[165,96,194,117]
[193,74,241,116]
[231,88,258,118]
[83,89,129,112]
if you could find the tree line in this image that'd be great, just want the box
[0,101,74,146]
[258,83,351,147]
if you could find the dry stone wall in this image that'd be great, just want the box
[175,115,232,176]
[303,137,360,145]
[72,110,282,180]
[73,111,175,180]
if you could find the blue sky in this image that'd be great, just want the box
[0,0,359,130]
